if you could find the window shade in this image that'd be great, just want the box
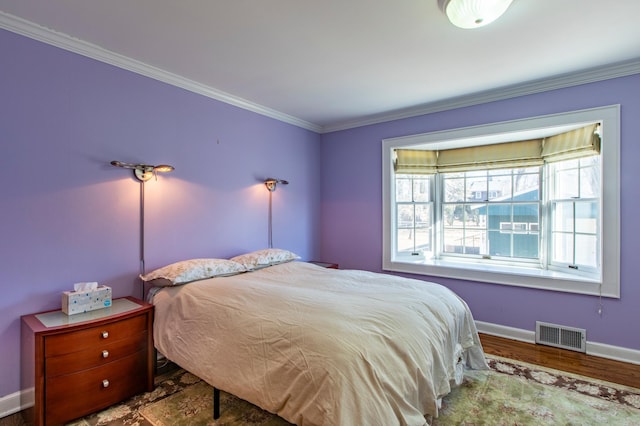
[436,139,543,173]
[394,123,600,174]
[394,149,437,174]
[541,124,601,162]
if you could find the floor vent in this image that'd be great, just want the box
[535,321,586,353]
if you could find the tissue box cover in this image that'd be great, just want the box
[62,286,113,315]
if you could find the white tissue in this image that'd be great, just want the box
[74,281,99,292]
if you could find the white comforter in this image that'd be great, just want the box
[152,262,487,426]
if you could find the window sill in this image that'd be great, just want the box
[384,257,614,298]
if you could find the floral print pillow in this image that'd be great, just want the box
[230,248,300,271]
[140,258,246,286]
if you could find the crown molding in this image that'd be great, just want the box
[322,58,640,133]
[3,11,639,135]
[0,11,322,133]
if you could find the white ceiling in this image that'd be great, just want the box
[2,1,640,133]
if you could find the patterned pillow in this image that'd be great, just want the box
[140,258,246,287]
[230,248,300,271]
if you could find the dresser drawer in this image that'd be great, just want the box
[45,350,148,425]
[45,314,147,357]
[46,330,147,377]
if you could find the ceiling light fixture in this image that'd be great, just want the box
[439,0,513,29]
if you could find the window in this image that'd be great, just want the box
[441,167,541,260]
[548,157,600,272]
[382,106,620,298]
[395,174,433,256]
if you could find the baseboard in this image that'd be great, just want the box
[0,389,26,419]
[476,320,640,365]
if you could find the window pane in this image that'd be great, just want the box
[513,233,539,259]
[575,234,597,268]
[580,162,600,198]
[444,178,465,202]
[488,174,512,200]
[443,204,463,226]
[396,178,412,202]
[396,175,431,202]
[396,229,415,253]
[464,204,484,229]
[413,178,430,202]
[463,230,485,255]
[515,203,539,230]
[414,228,431,252]
[580,156,599,167]
[443,228,486,255]
[443,228,464,253]
[552,233,574,264]
[488,230,510,256]
[552,202,574,232]
[397,204,414,229]
[554,167,579,199]
[397,228,432,254]
[575,202,597,234]
[466,176,487,201]
[514,171,540,197]
[555,159,579,170]
[487,204,510,231]
[415,204,431,228]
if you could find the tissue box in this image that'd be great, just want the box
[62,285,113,315]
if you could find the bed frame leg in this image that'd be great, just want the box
[213,387,220,419]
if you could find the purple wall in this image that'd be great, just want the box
[320,74,640,352]
[2,24,638,404]
[0,30,321,397]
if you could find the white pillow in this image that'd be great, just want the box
[230,248,300,271]
[140,258,246,287]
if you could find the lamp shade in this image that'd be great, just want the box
[264,178,289,192]
[443,0,513,29]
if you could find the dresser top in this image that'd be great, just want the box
[22,297,151,333]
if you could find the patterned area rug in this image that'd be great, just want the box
[6,356,638,426]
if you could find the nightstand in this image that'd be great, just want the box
[21,296,154,426]
[309,261,339,269]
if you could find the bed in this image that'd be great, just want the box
[146,251,488,426]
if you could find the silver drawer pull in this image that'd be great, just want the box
[101,331,109,339]
[102,379,110,388]
[102,350,109,358]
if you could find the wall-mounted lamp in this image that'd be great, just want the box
[111,160,174,281]
[264,178,289,248]
[264,178,289,192]
[111,160,175,182]
[439,0,513,29]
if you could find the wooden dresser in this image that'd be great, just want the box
[21,297,154,426]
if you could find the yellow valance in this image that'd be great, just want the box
[394,149,437,174]
[395,123,600,174]
[541,123,601,162]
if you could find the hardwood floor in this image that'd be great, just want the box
[480,333,640,389]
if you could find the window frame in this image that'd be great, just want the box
[382,105,620,298]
